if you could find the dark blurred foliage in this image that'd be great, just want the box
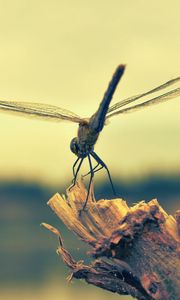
[0,175,179,285]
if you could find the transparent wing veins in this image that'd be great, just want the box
[107,77,180,114]
[0,100,83,123]
[106,87,180,118]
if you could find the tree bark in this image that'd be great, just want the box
[42,179,180,300]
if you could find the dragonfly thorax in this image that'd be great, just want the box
[70,137,94,158]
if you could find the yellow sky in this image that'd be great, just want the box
[0,0,180,186]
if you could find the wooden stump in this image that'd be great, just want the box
[42,179,180,300]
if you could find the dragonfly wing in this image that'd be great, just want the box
[107,77,180,113]
[106,87,180,119]
[0,100,83,123]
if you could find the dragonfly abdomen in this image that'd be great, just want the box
[89,65,125,133]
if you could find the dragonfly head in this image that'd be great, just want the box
[70,137,90,158]
[70,137,80,156]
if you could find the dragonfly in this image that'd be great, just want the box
[0,65,180,209]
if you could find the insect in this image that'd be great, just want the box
[0,65,180,209]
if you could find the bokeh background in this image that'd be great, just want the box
[0,1,179,300]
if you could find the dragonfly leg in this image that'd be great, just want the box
[82,162,99,177]
[82,154,94,211]
[70,158,84,190]
[90,151,116,196]
[91,164,104,174]
[72,157,80,178]
[83,163,105,177]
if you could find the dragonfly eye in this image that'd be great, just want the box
[70,138,79,155]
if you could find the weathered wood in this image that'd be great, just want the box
[42,179,180,300]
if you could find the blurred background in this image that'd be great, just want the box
[0,1,179,299]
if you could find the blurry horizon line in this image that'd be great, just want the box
[0,170,180,188]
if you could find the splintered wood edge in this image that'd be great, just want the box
[46,179,179,245]
[47,179,131,243]
[129,198,179,242]
[44,180,179,300]
[47,193,97,244]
